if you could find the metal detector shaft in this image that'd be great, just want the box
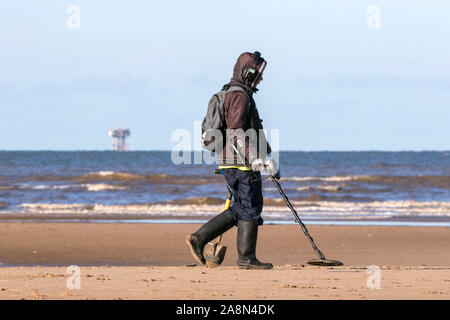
[230,143,326,260]
[270,176,326,260]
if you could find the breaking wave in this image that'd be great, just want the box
[281,176,365,182]
[13,173,450,190]
[281,175,450,189]
[5,200,449,220]
[265,186,344,193]
[84,184,128,192]
[168,197,225,205]
[7,183,128,192]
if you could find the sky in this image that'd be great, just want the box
[0,0,449,151]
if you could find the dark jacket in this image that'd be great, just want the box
[217,52,271,166]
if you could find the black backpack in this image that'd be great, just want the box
[201,86,249,152]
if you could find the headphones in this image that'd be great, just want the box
[243,51,266,88]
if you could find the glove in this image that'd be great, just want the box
[265,159,280,179]
[251,158,265,172]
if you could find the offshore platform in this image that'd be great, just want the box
[107,128,130,151]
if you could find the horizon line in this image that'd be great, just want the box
[0,149,448,152]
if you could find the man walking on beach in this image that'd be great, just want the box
[186,51,274,269]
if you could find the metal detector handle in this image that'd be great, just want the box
[270,175,326,260]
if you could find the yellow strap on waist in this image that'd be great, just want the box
[218,165,251,171]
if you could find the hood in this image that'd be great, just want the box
[229,51,266,93]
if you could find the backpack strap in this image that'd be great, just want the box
[226,85,249,99]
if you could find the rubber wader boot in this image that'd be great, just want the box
[237,220,273,269]
[185,210,235,265]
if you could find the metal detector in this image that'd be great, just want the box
[269,174,343,266]
[230,144,343,266]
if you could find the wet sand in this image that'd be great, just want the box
[0,223,449,299]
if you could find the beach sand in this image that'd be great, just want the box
[0,222,449,299]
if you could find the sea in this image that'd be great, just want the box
[0,151,449,227]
